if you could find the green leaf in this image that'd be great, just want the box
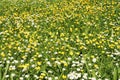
[113,67,118,80]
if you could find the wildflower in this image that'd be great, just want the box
[77,68,80,71]
[19,77,24,80]
[48,70,53,74]
[31,64,35,68]
[62,68,66,71]
[69,50,73,56]
[55,77,58,79]
[13,60,19,64]
[68,57,72,61]
[51,58,55,60]
[46,61,52,66]
[25,74,29,78]
[54,52,58,54]
[21,60,24,63]
[0,52,5,57]
[92,58,97,63]
[83,73,88,79]
[60,33,65,37]
[38,54,42,57]
[64,62,68,67]
[11,73,15,77]
[94,64,99,69]
[18,63,29,69]
[5,75,9,78]
[67,72,81,80]
[62,75,67,79]
[91,77,96,80]
[70,28,73,32]
[39,75,44,79]
[61,51,65,55]
[34,75,39,79]
[55,61,61,65]
[72,63,76,67]
[41,73,46,76]
[81,58,86,63]
[37,62,41,65]
[35,66,40,70]
[6,60,10,64]
[113,50,120,56]
[48,77,52,80]
[9,65,16,70]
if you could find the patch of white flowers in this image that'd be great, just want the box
[113,49,120,56]
[67,71,81,80]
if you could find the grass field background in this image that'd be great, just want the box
[0,0,120,80]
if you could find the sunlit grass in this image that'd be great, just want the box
[0,0,120,80]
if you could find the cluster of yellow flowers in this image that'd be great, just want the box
[0,0,119,80]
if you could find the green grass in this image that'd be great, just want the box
[0,0,120,80]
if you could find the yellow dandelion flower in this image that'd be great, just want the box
[41,73,46,76]
[60,33,65,37]
[8,45,12,49]
[1,52,5,57]
[80,69,84,72]
[76,52,80,55]
[39,76,44,79]
[80,46,84,50]
[51,58,55,61]
[64,62,68,67]
[61,52,65,55]
[91,55,95,58]
[18,64,29,69]
[69,50,73,56]
[33,58,37,61]
[94,64,98,68]
[62,75,66,79]
[117,45,120,49]
[37,62,41,65]
[22,56,26,60]
[35,66,41,70]
[70,28,72,32]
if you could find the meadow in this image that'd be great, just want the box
[0,0,120,80]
